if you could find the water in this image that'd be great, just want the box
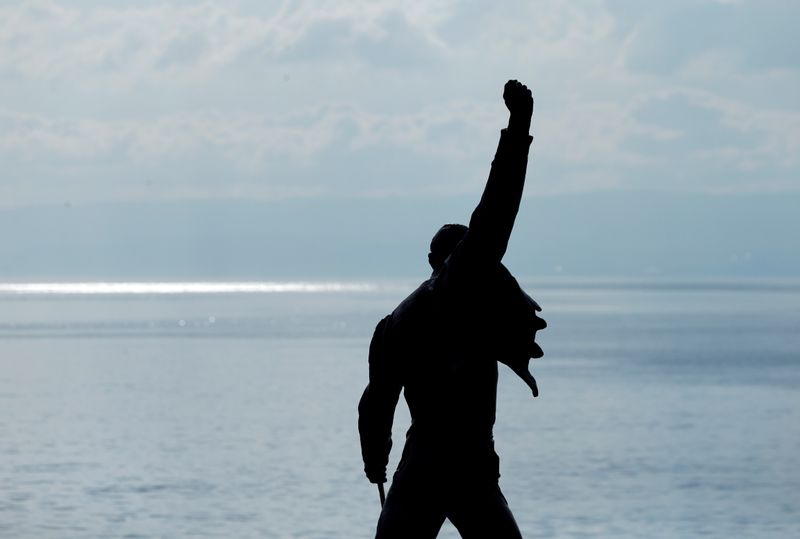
[1,279,798,538]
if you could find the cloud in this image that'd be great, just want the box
[620,0,800,73]
[0,0,452,85]
[0,0,798,207]
[0,100,502,206]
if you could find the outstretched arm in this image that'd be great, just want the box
[467,80,534,266]
[438,81,534,289]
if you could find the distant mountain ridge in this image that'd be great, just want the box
[1,191,797,280]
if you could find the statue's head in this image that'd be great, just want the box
[428,223,468,271]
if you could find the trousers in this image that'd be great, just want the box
[374,476,523,539]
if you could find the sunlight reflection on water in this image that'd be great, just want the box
[0,282,382,295]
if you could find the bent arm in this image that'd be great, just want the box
[357,316,402,484]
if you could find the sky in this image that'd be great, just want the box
[1,0,798,279]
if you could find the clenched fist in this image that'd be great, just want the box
[503,79,533,135]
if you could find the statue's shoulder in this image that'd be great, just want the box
[390,278,436,328]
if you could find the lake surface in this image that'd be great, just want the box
[1,279,798,538]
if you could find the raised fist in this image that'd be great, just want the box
[503,79,533,119]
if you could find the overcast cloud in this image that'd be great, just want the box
[1,0,799,207]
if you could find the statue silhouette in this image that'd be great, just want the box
[358,80,545,539]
